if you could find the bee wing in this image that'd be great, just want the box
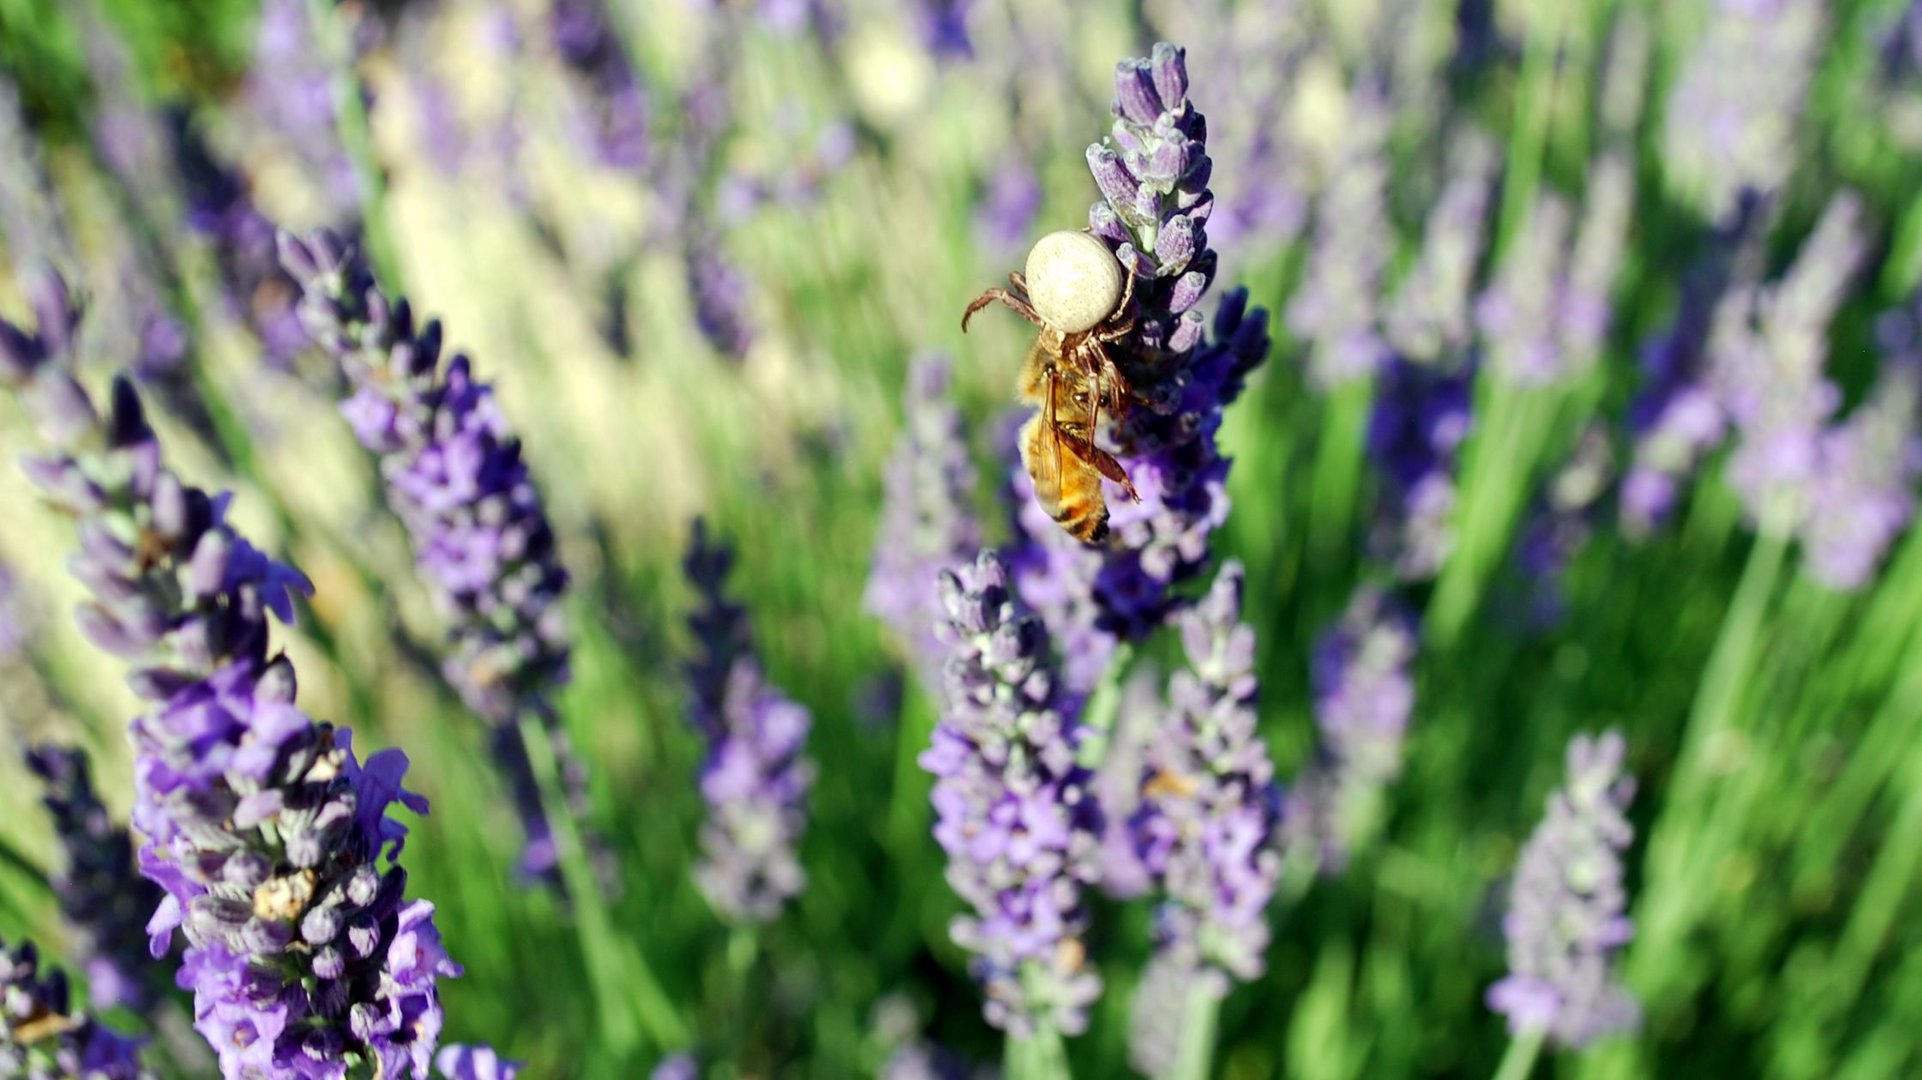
[1016,335,1052,406]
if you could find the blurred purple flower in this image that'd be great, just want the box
[1288,586,1419,873]
[1367,354,1475,580]
[650,1053,700,1080]
[1385,130,1500,364]
[0,936,152,1078]
[552,0,651,169]
[1714,191,1867,530]
[171,115,311,370]
[24,746,167,1014]
[922,551,1102,1036]
[1799,303,1922,589]
[1515,426,1614,626]
[686,233,755,360]
[282,230,597,887]
[1286,77,1392,388]
[1559,152,1636,375]
[1476,193,1573,385]
[0,280,460,1077]
[1487,730,1640,1049]
[684,520,815,923]
[436,1043,523,1080]
[1662,0,1823,217]
[245,0,361,219]
[912,0,976,58]
[1129,562,1281,982]
[1621,195,1765,537]
[866,354,981,689]
[974,159,1042,260]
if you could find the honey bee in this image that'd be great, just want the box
[963,230,1140,543]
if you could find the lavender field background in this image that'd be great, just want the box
[2,0,1921,1076]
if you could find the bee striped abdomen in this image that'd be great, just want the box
[1055,489,1109,543]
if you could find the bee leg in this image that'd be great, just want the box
[963,287,1043,332]
[1084,340,1133,416]
[1057,428,1140,502]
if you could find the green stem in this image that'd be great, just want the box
[1492,1027,1546,1080]
[1306,378,1372,577]
[1635,527,1789,981]
[1075,641,1136,770]
[303,0,402,291]
[1494,0,1567,252]
[1005,1020,1071,1080]
[1170,977,1223,1080]
[515,713,687,1055]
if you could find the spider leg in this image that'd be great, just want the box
[962,287,1044,332]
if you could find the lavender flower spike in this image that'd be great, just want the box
[684,520,815,923]
[24,745,168,1013]
[1285,76,1392,388]
[281,228,596,885]
[1487,730,1640,1049]
[1287,586,1419,873]
[865,353,981,688]
[1081,42,1273,640]
[0,281,461,1076]
[1130,561,1282,983]
[1799,302,1922,590]
[1476,193,1574,386]
[922,551,1102,1036]
[1,935,152,1078]
[1384,130,1500,365]
[435,1043,523,1080]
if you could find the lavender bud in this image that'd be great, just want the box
[1487,731,1640,1048]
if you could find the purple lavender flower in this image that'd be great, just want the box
[1621,195,1765,537]
[922,551,1102,1036]
[0,78,71,278]
[0,563,31,661]
[281,229,597,886]
[1384,130,1500,364]
[1285,76,1392,388]
[650,1053,700,1080]
[912,0,976,58]
[1000,43,1269,659]
[171,114,311,370]
[0,936,152,1078]
[1799,304,1922,589]
[1367,354,1475,580]
[974,159,1042,260]
[1715,191,1867,530]
[685,232,755,361]
[1477,193,1573,385]
[244,0,360,220]
[1129,562,1281,984]
[23,746,167,1014]
[1662,0,1823,217]
[552,0,651,169]
[1487,730,1640,1049]
[435,1043,523,1080]
[1154,1,1314,268]
[1089,663,1168,898]
[1287,586,1419,873]
[683,520,815,923]
[0,278,461,1077]
[1559,152,1636,375]
[1515,426,1615,626]
[865,354,981,688]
